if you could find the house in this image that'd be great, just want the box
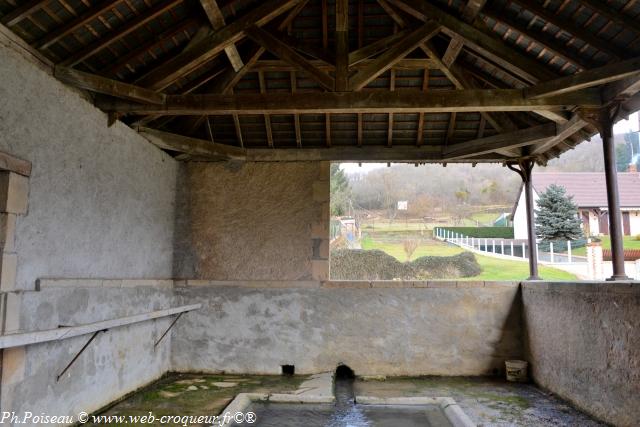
[512,172,640,239]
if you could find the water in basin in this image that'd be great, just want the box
[234,376,453,427]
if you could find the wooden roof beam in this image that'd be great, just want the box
[527,56,640,99]
[199,0,244,71]
[349,21,441,91]
[387,0,557,84]
[530,114,588,155]
[246,26,335,91]
[348,28,412,66]
[335,0,349,92]
[136,0,304,90]
[443,122,557,160]
[95,88,602,115]
[55,66,165,104]
[137,127,246,160]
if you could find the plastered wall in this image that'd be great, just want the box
[522,282,640,427]
[0,40,177,291]
[170,281,523,377]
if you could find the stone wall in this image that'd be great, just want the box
[173,162,329,281]
[0,39,177,292]
[522,281,640,427]
[171,281,523,376]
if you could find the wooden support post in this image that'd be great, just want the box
[508,160,540,280]
[580,108,629,280]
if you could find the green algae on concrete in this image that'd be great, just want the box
[354,376,604,427]
[86,373,306,426]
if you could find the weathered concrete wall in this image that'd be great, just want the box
[173,162,329,280]
[171,281,523,376]
[0,40,177,291]
[522,282,640,427]
[1,283,175,421]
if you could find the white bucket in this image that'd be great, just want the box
[505,360,528,382]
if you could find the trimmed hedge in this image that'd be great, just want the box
[435,226,514,239]
[330,249,481,280]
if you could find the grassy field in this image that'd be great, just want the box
[570,235,640,256]
[360,236,577,281]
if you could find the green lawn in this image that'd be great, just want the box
[571,235,640,256]
[360,237,577,281]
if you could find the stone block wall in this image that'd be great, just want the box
[173,161,330,281]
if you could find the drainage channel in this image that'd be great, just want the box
[231,366,454,427]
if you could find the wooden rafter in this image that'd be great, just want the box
[34,0,125,50]
[509,0,626,60]
[526,56,640,99]
[136,0,303,90]
[387,0,557,84]
[246,26,335,91]
[199,0,244,72]
[61,0,183,67]
[54,66,165,104]
[349,21,440,91]
[348,28,412,66]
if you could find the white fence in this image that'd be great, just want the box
[433,228,582,264]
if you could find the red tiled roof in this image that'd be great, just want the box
[532,172,640,208]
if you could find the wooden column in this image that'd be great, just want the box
[508,160,540,280]
[581,108,629,280]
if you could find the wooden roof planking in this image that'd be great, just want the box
[2,0,640,164]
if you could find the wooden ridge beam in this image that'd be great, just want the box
[34,0,125,50]
[526,56,640,99]
[136,0,303,90]
[387,0,557,84]
[349,21,441,91]
[199,0,244,71]
[55,66,165,104]
[443,122,557,159]
[96,88,602,115]
[137,127,246,159]
[61,0,183,67]
[246,26,335,91]
[251,58,437,72]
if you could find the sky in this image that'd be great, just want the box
[341,112,640,174]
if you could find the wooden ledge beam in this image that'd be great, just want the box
[526,57,640,99]
[55,66,166,105]
[96,88,602,115]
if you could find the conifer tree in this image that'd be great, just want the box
[535,184,583,241]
